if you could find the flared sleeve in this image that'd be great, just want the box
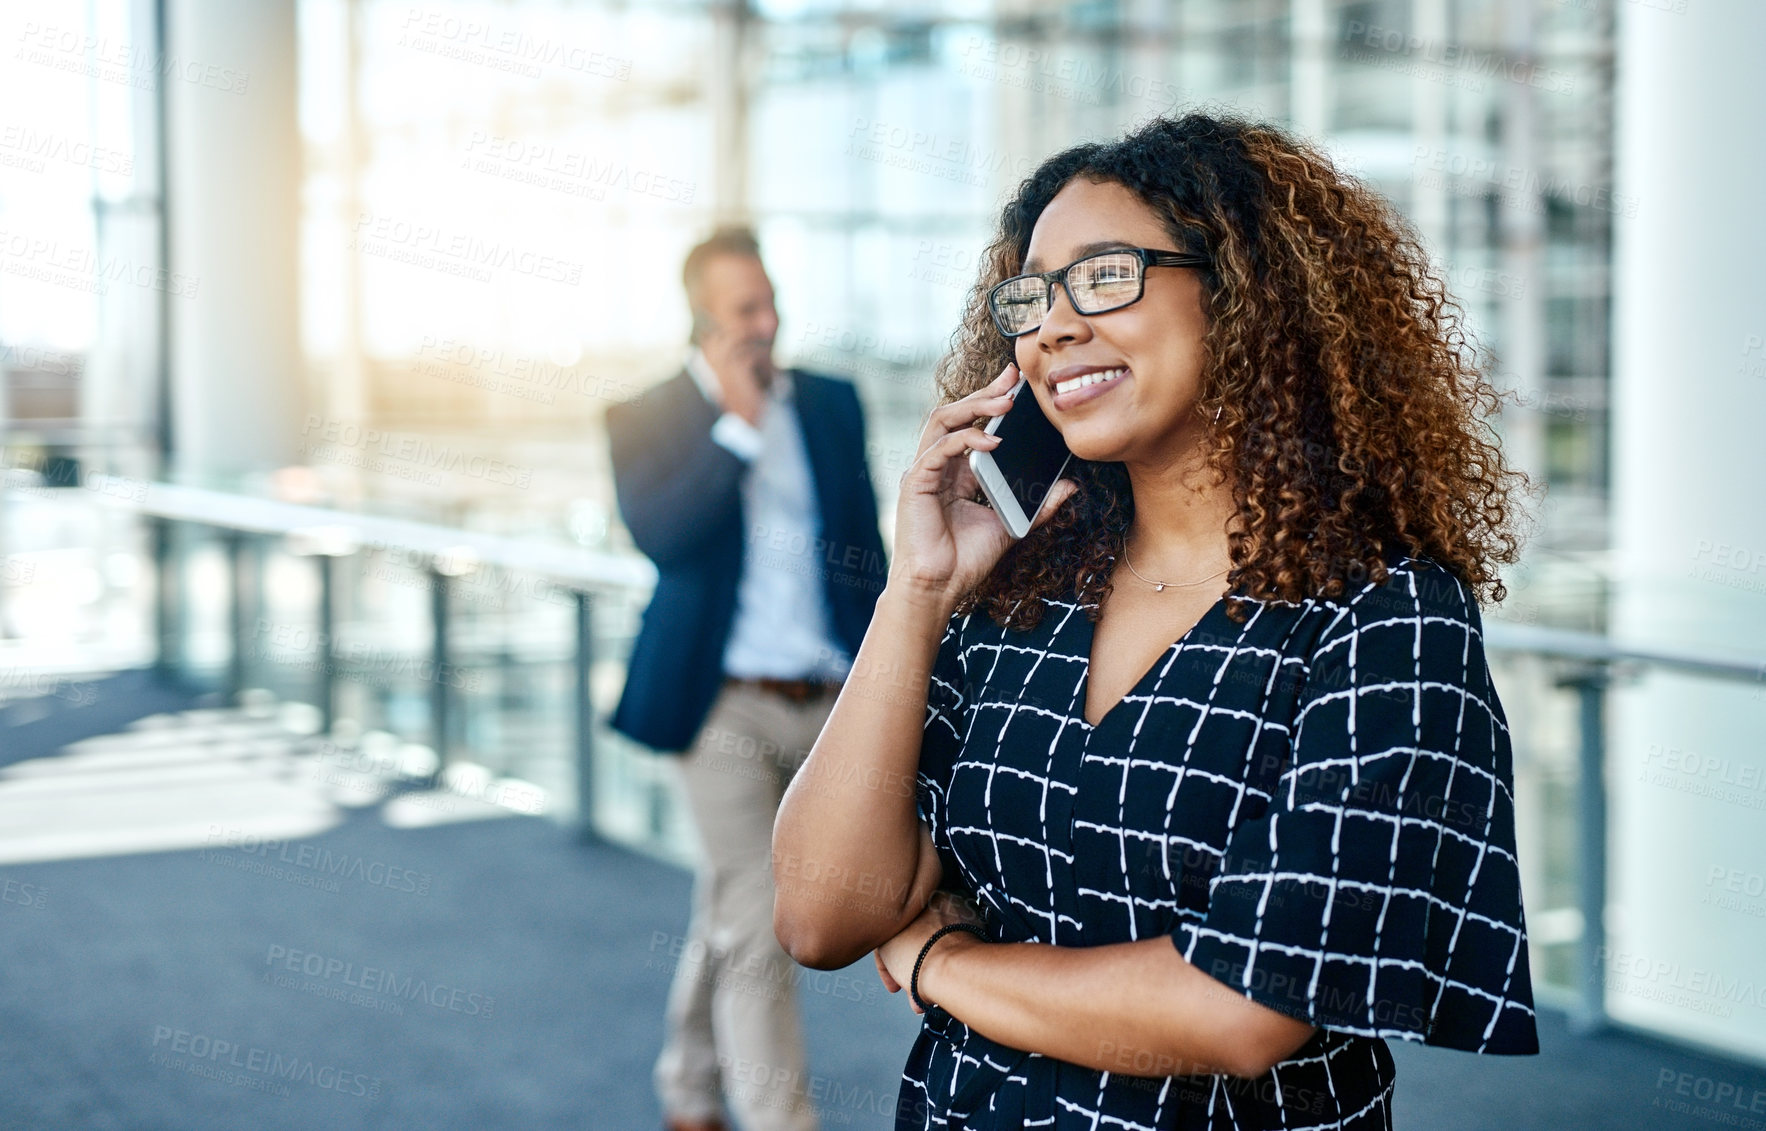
[1174,561,1539,1054]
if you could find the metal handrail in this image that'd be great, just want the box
[1484,620,1764,684]
[88,477,1766,680]
[84,475,656,845]
[85,475,653,590]
[74,477,1766,1033]
[1481,620,1762,1034]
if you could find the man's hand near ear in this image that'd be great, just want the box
[696,310,774,428]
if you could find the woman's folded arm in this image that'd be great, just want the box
[771,585,957,968]
[900,928,1318,1079]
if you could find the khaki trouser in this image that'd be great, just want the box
[654,679,837,1131]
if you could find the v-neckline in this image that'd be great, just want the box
[1074,593,1229,730]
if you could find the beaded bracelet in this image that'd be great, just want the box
[909,921,989,1014]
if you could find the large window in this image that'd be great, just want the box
[1,0,164,472]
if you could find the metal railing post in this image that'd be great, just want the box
[224,530,247,703]
[317,552,337,732]
[152,516,179,683]
[575,589,597,841]
[430,565,451,766]
[1562,667,1610,1034]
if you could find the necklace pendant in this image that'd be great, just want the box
[1154,582,1165,592]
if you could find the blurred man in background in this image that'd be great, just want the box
[605,228,889,1131]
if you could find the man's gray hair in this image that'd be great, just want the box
[682,226,763,307]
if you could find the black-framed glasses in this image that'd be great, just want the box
[987,247,1211,338]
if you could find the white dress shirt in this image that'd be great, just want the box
[685,349,852,682]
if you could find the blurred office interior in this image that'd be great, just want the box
[1,0,1762,1127]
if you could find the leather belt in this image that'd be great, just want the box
[727,675,840,704]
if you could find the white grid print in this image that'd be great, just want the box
[899,557,1537,1131]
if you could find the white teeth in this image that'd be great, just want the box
[1054,367,1127,395]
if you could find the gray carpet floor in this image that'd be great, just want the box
[1,677,1762,1130]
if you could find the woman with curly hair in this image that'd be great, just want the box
[772,111,1538,1130]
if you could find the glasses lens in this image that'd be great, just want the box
[991,277,1049,336]
[1068,252,1143,314]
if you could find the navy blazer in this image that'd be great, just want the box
[605,367,889,753]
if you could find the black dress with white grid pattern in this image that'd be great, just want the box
[897,556,1538,1130]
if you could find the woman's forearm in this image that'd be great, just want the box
[772,583,956,968]
[916,935,1319,1080]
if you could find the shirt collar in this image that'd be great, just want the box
[686,347,792,407]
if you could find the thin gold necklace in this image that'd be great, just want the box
[1120,542,1229,593]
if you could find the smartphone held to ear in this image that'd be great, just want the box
[690,309,716,346]
[967,375,1075,539]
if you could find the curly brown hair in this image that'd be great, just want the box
[937,111,1531,630]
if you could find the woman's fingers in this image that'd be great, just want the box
[917,402,1007,461]
[914,365,1020,458]
[891,366,1023,597]
[942,364,1017,415]
[873,949,901,994]
[941,448,984,502]
[940,379,1016,426]
[877,946,923,1014]
[902,426,999,493]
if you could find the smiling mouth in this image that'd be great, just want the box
[1053,367,1128,395]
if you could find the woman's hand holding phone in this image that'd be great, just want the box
[888,363,1078,613]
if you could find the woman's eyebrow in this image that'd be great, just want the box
[1021,239,1136,273]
